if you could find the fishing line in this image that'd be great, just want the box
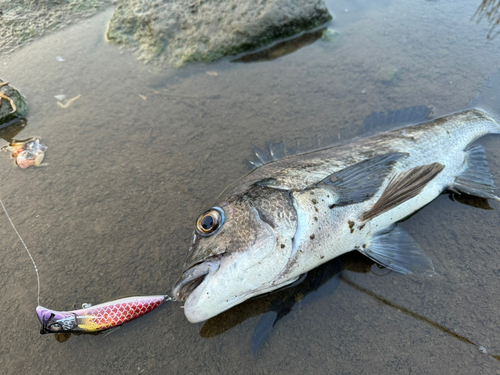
[0,195,40,306]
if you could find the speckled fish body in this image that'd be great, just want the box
[173,109,500,323]
[36,295,165,333]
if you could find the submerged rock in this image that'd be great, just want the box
[378,66,398,83]
[321,28,339,42]
[106,0,333,67]
[0,81,27,128]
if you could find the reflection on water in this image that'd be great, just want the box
[472,0,500,39]
[200,253,372,354]
[234,29,325,63]
[449,193,493,210]
[0,118,27,143]
[53,330,100,343]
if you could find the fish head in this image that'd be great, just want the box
[36,306,78,334]
[173,186,298,323]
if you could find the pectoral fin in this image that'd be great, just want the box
[361,162,445,222]
[450,145,500,201]
[320,152,407,206]
[360,226,435,275]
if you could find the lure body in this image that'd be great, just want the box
[2,137,47,168]
[36,295,166,334]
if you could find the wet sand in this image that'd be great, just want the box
[1,0,500,373]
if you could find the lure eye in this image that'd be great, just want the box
[196,208,224,236]
[49,323,63,332]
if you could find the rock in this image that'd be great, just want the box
[0,0,113,54]
[321,28,339,42]
[0,81,28,128]
[378,66,398,83]
[106,0,333,67]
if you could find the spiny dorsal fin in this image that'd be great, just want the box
[247,106,433,170]
[361,162,445,222]
[247,141,293,169]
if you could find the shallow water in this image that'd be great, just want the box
[1,0,500,373]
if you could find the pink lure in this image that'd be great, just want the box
[36,295,166,334]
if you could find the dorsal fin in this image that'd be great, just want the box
[246,140,302,169]
[361,106,434,135]
[246,105,433,170]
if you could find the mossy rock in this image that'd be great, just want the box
[107,0,333,67]
[0,81,27,128]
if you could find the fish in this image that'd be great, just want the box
[172,108,500,323]
[36,295,166,334]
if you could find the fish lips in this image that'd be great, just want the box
[172,257,221,303]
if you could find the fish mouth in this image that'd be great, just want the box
[172,257,221,302]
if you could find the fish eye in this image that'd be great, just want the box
[196,207,224,236]
[49,323,63,332]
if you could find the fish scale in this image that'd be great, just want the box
[82,298,164,330]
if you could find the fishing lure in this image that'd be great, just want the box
[2,137,47,168]
[0,170,170,336]
[0,135,171,335]
[37,295,168,334]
